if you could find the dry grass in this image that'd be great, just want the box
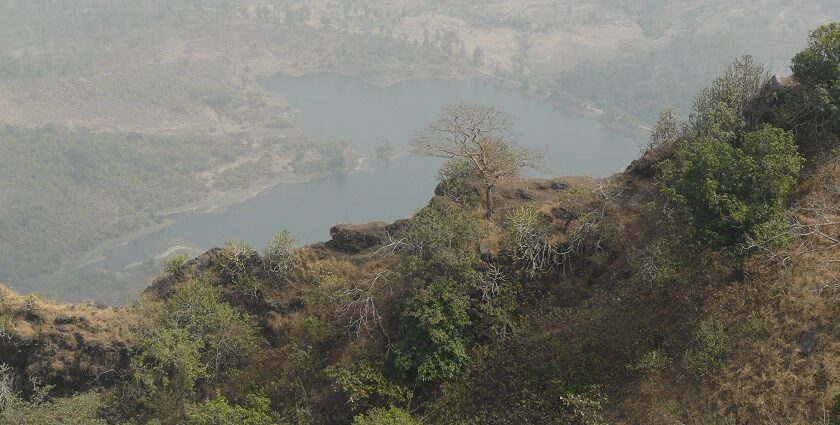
[607,152,840,423]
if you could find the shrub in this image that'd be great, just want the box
[130,277,258,403]
[162,253,190,278]
[471,264,519,343]
[556,186,591,221]
[684,318,726,379]
[19,293,40,317]
[0,363,13,409]
[829,392,840,425]
[436,158,479,204]
[398,203,479,270]
[324,362,410,407]
[0,388,106,425]
[644,107,681,153]
[627,239,685,288]
[186,394,274,425]
[558,386,608,425]
[658,125,804,250]
[628,350,672,374]
[220,240,259,298]
[395,276,471,383]
[505,205,557,274]
[263,231,296,280]
[352,406,421,425]
[132,325,206,396]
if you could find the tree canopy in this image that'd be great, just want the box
[413,104,540,216]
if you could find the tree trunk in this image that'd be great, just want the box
[484,185,494,218]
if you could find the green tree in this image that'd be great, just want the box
[394,276,471,383]
[392,203,481,383]
[787,22,840,146]
[792,23,840,88]
[658,125,804,250]
[687,55,766,142]
[130,277,258,412]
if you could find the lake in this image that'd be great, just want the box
[99,74,642,275]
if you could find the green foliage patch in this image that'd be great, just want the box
[129,277,258,417]
[395,276,472,383]
[324,362,411,408]
[352,406,421,425]
[658,125,804,251]
[684,318,726,379]
[185,394,274,425]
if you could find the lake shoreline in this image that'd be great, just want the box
[17,169,338,288]
[42,147,377,277]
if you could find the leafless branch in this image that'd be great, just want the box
[556,181,625,271]
[745,201,840,269]
[331,270,393,347]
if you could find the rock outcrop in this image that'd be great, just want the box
[325,222,390,253]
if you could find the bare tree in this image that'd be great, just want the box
[331,270,393,346]
[643,107,681,153]
[0,363,14,410]
[413,104,541,217]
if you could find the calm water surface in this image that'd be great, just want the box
[102,74,641,269]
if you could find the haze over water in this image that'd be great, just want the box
[100,74,642,272]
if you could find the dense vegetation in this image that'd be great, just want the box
[1,21,840,425]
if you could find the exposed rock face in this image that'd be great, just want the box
[144,248,226,299]
[434,177,482,198]
[0,287,130,395]
[753,74,793,123]
[326,222,390,253]
[627,142,674,178]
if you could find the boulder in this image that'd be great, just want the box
[627,142,675,177]
[326,222,389,253]
[752,74,789,121]
[767,74,785,93]
[54,315,74,325]
[798,331,817,355]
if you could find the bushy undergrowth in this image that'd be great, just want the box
[352,406,421,425]
[684,318,726,379]
[128,277,258,421]
[185,394,274,425]
[659,125,804,251]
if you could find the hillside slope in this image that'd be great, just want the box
[1,139,837,423]
[2,25,840,424]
